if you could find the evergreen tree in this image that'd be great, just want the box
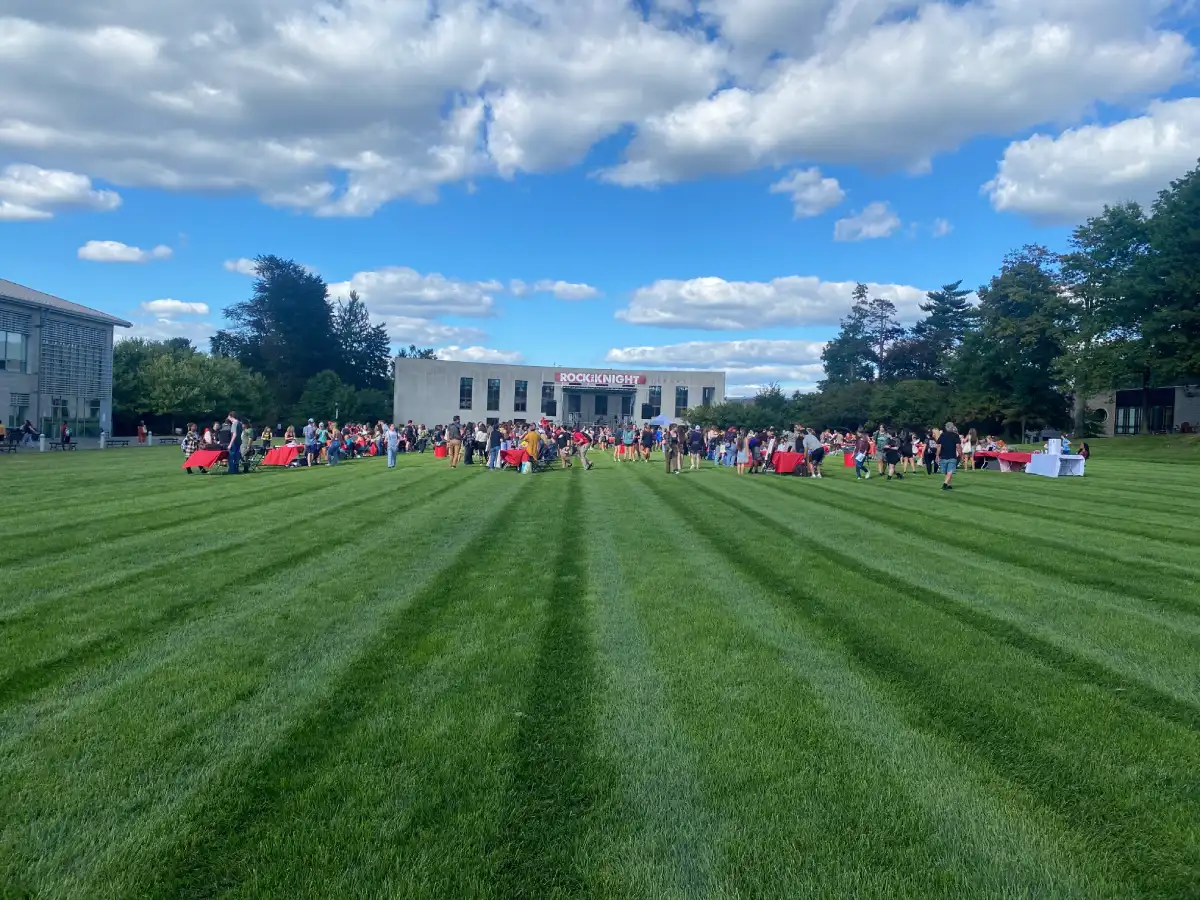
[211,255,336,409]
[332,290,391,390]
[820,283,875,386]
[910,280,974,381]
[1146,160,1200,384]
[864,294,905,380]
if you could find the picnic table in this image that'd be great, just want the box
[107,438,131,448]
[47,440,76,451]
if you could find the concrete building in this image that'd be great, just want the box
[394,359,726,428]
[1082,385,1200,435]
[1,278,131,437]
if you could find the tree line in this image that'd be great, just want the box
[113,255,436,432]
[687,159,1200,437]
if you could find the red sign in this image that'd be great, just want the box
[555,372,646,386]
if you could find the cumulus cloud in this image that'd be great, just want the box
[0,2,1190,215]
[508,279,601,300]
[79,240,172,262]
[0,163,120,220]
[769,167,845,217]
[223,258,258,276]
[381,317,487,347]
[140,298,208,315]
[435,345,524,365]
[932,218,953,238]
[607,338,826,389]
[983,97,1200,224]
[601,2,1192,185]
[328,267,499,318]
[617,275,926,330]
[833,202,900,241]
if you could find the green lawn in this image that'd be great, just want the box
[1,446,1197,900]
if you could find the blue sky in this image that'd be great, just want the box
[2,1,1197,393]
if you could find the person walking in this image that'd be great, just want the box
[687,426,704,470]
[386,423,399,468]
[226,411,242,475]
[938,422,962,491]
[327,422,341,466]
[854,429,871,480]
[445,416,463,468]
[572,427,594,470]
[303,418,319,467]
[922,427,939,475]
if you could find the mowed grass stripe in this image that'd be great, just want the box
[574,469,719,899]
[653,470,1200,899]
[0,473,517,896]
[694,475,1200,728]
[615,466,1106,898]
[0,472,468,709]
[618,466,1121,899]
[488,473,627,900]
[1,463,424,605]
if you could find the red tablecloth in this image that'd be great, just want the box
[975,450,1032,464]
[182,449,226,469]
[262,445,300,466]
[501,448,530,467]
[771,451,807,473]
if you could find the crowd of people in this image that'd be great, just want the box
[178,410,1087,490]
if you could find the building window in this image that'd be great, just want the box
[541,382,557,417]
[594,394,608,416]
[486,417,499,426]
[8,392,29,429]
[1115,406,1140,435]
[567,393,581,414]
[648,385,662,417]
[675,386,689,418]
[702,386,716,406]
[487,378,501,411]
[459,377,473,410]
[621,394,634,418]
[513,380,528,412]
[1,331,26,372]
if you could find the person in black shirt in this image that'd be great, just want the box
[937,422,962,491]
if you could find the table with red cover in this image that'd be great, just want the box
[771,451,807,474]
[182,449,226,470]
[974,450,1032,471]
[501,448,530,468]
[262,445,301,466]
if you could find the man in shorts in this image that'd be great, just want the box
[445,415,463,468]
[303,417,319,467]
[571,428,593,469]
[555,428,572,468]
[938,421,962,491]
[803,428,825,478]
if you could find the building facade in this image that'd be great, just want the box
[394,359,726,428]
[0,278,131,437]
[1082,385,1200,435]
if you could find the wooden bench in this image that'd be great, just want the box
[156,437,178,447]
[1,434,17,453]
[107,438,131,448]
[47,441,77,451]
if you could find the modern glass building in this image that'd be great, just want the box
[0,278,131,438]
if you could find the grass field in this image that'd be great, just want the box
[1,444,1197,899]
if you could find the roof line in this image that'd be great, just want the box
[0,278,133,328]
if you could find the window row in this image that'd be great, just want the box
[0,331,27,373]
[456,377,718,417]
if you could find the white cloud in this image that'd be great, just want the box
[932,218,953,238]
[140,298,208,315]
[223,257,258,276]
[1,3,1190,214]
[617,274,926,330]
[0,163,120,220]
[606,338,826,389]
[328,267,498,318]
[381,317,487,348]
[600,3,1191,185]
[769,167,845,217]
[121,317,216,346]
[983,97,1200,223]
[508,278,601,300]
[834,201,900,241]
[435,345,524,365]
[78,239,172,262]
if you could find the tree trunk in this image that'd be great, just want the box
[1021,415,1027,445]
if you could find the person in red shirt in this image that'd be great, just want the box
[571,429,593,470]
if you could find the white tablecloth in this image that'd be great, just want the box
[1026,453,1086,477]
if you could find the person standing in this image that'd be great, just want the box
[327,422,341,466]
[487,422,503,469]
[137,421,147,444]
[260,425,273,452]
[803,428,825,478]
[226,411,242,475]
[922,427,939,475]
[687,426,704,470]
[938,422,962,491]
[386,423,399,468]
[446,416,463,468]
